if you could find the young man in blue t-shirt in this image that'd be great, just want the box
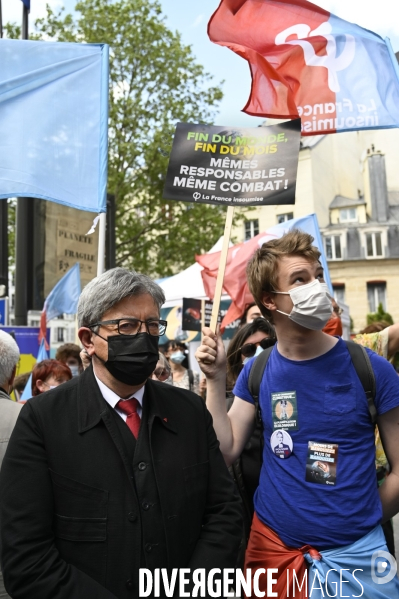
[196,229,399,597]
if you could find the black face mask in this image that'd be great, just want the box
[96,333,159,386]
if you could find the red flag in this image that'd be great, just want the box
[196,231,278,330]
[208,0,399,135]
[208,0,332,121]
[39,310,49,350]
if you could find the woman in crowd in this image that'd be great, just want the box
[55,343,83,377]
[227,317,276,397]
[239,302,262,327]
[31,359,72,396]
[226,317,276,559]
[165,340,200,395]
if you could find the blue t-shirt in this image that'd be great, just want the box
[233,337,399,549]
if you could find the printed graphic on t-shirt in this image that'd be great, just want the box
[306,442,338,486]
[270,430,293,459]
[271,391,298,430]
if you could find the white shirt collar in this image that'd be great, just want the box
[94,374,145,410]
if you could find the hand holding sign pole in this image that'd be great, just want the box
[209,205,234,332]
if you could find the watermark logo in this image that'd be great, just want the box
[193,192,201,201]
[371,550,397,585]
[275,22,355,93]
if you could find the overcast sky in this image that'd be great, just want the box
[4,0,399,127]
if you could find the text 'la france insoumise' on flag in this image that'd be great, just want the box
[208,0,399,135]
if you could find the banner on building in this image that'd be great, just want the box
[0,298,8,326]
[1,327,50,375]
[44,202,98,297]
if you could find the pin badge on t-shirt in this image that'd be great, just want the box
[270,430,293,459]
[305,441,338,486]
[271,391,298,431]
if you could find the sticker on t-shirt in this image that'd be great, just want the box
[270,430,293,459]
[271,391,298,431]
[306,442,338,486]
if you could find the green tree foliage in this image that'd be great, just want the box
[3,23,21,39]
[366,303,394,326]
[31,0,235,277]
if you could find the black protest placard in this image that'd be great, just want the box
[163,120,301,207]
[182,298,214,332]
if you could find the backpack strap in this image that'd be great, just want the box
[248,346,274,422]
[345,340,377,424]
[188,369,194,392]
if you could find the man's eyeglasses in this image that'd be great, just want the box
[89,318,168,337]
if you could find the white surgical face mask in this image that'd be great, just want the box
[170,351,185,365]
[68,365,80,377]
[273,279,332,330]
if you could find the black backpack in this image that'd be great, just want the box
[248,339,377,426]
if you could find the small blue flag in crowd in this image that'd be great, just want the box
[19,339,49,401]
[39,263,82,346]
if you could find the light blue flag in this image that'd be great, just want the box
[0,39,108,212]
[39,262,81,343]
[20,339,49,401]
[266,213,332,292]
[44,262,81,319]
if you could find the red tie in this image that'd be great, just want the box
[117,398,141,438]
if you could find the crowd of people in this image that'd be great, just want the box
[1,229,399,598]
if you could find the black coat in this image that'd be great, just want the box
[0,366,242,599]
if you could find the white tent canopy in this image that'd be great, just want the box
[158,237,231,307]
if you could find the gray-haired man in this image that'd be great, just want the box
[0,330,22,599]
[0,268,242,599]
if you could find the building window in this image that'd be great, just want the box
[367,282,386,313]
[325,235,342,260]
[365,232,383,258]
[245,219,259,240]
[57,328,65,343]
[332,284,345,304]
[277,212,293,224]
[339,208,357,223]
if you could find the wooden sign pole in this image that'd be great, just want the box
[201,299,206,338]
[209,205,235,332]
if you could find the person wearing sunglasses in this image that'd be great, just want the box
[225,317,276,566]
[226,317,276,392]
[0,267,242,599]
